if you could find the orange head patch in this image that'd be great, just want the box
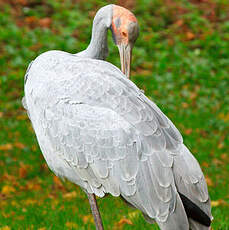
[111,5,139,45]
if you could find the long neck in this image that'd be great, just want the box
[76,18,109,60]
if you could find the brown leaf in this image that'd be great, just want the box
[217,142,224,149]
[211,199,229,207]
[25,16,37,25]
[135,68,151,76]
[19,166,27,178]
[202,162,209,168]
[65,222,78,229]
[190,92,197,100]
[0,226,11,230]
[0,143,13,151]
[82,215,94,224]
[26,181,41,191]
[205,175,213,187]
[1,185,16,195]
[128,211,139,219]
[218,113,229,122]
[213,158,223,166]
[181,102,189,108]
[31,145,37,151]
[186,32,195,40]
[53,176,63,188]
[220,154,228,161]
[184,128,192,135]
[16,216,25,220]
[211,200,219,207]
[175,19,184,27]
[14,142,26,149]
[0,112,3,118]
[63,191,77,199]
[30,43,43,51]
[168,38,174,46]
[25,199,37,206]
[16,114,28,120]
[15,0,28,5]
[39,18,52,28]
[117,218,133,227]
[19,163,31,178]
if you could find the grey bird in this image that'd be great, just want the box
[23,4,212,230]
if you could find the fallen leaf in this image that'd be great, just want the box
[15,0,27,5]
[213,158,223,166]
[211,200,219,207]
[63,191,77,199]
[168,38,174,46]
[186,32,195,40]
[31,145,37,151]
[128,211,139,219]
[30,43,43,51]
[220,154,228,161]
[14,142,26,149]
[16,114,28,120]
[25,16,37,25]
[117,218,133,227]
[135,68,151,76]
[181,102,189,108]
[175,19,184,27]
[39,18,52,28]
[19,163,31,178]
[184,128,192,135]
[26,181,41,191]
[65,222,78,229]
[0,226,11,230]
[190,92,197,100]
[2,212,11,218]
[202,162,209,168]
[217,142,224,149]
[0,143,13,151]
[82,215,94,224]
[11,200,19,207]
[0,112,3,118]
[218,113,229,122]
[16,215,25,220]
[53,176,63,188]
[19,165,28,178]
[205,175,213,187]
[24,199,37,205]
[1,185,15,195]
[211,199,229,207]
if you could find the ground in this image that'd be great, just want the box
[0,0,228,229]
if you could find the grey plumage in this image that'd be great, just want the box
[24,50,212,229]
[23,4,211,230]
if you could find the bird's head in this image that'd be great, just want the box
[91,4,139,78]
[110,5,139,78]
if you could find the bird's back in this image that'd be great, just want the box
[24,50,212,229]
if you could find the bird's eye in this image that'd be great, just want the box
[122,31,127,37]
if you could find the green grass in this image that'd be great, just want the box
[0,0,229,229]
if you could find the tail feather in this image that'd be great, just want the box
[179,192,211,227]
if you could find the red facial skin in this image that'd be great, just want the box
[112,5,138,45]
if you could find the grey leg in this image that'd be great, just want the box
[87,192,104,230]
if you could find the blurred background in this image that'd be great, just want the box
[0,0,228,229]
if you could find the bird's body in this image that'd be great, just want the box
[24,50,211,229]
[23,4,212,230]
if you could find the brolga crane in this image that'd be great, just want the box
[23,4,212,230]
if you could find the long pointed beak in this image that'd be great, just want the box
[117,43,132,79]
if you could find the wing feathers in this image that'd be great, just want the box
[25,52,211,226]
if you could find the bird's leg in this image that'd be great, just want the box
[87,192,104,230]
